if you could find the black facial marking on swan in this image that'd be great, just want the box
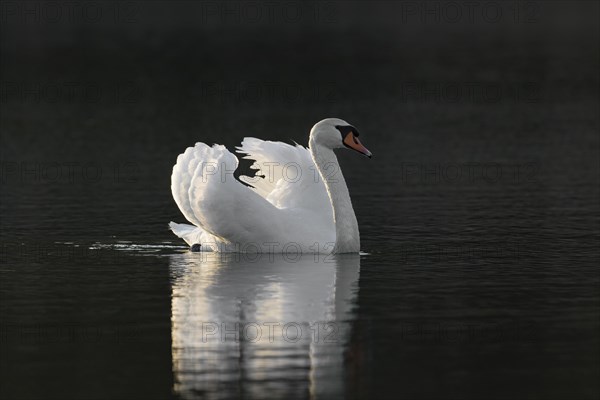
[335,125,360,139]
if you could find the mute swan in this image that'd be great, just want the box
[169,118,371,254]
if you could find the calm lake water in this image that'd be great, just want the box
[1,3,599,399]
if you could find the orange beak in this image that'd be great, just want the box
[343,133,372,158]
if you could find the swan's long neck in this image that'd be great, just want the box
[309,140,360,253]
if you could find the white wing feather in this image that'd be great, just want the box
[236,138,332,214]
[187,144,285,245]
[171,142,211,227]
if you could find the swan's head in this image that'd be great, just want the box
[310,118,372,158]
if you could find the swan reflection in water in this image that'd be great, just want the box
[169,252,360,399]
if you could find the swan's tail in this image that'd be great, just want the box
[169,221,205,247]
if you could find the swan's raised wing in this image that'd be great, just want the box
[236,138,332,215]
[172,143,288,247]
[171,142,210,227]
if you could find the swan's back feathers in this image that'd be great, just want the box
[180,143,283,246]
[236,138,332,213]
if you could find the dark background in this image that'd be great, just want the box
[1,1,599,399]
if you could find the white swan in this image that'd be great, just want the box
[169,118,371,253]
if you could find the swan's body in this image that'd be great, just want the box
[169,118,371,253]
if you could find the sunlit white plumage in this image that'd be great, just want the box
[169,118,371,253]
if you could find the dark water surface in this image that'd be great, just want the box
[1,2,599,399]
